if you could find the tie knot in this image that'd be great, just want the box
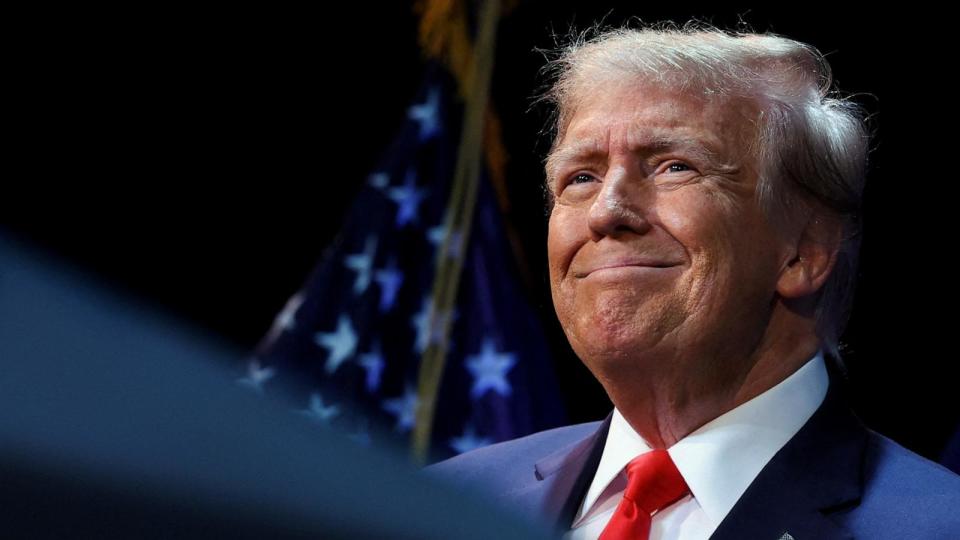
[622,449,689,515]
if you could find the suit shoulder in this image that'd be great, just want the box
[853,429,960,536]
[863,430,960,495]
[424,421,602,483]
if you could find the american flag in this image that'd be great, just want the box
[238,62,565,463]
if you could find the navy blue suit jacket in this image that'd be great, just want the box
[430,365,960,539]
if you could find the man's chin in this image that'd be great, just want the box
[571,336,663,372]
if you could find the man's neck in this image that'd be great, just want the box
[599,328,822,449]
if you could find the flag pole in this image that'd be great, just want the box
[412,0,502,465]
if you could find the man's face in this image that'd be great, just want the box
[546,82,790,380]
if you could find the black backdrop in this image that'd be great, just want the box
[6,2,958,461]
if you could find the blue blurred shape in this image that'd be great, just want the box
[0,231,550,539]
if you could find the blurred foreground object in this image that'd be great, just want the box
[0,231,550,539]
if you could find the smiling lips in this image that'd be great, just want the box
[574,258,683,279]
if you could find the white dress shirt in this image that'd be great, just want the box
[564,349,829,540]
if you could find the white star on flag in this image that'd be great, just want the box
[450,425,493,454]
[368,172,390,190]
[314,315,358,374]
[427,224,465,261]
[300,392,341,425]
[407,86,440,141]
[411,297,457,354]
[358,342,386,393]
[388,169,428,227]
[343,235,378,295]
[466,337,517,399]
[237,358,276,393]
[373,259,404,313]
[383,386,420,432]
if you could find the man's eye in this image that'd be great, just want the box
[666,162,691,173]
[570,173,594,185]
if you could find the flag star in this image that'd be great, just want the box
[358,342,386,393]
[373,259,404,313]
[382,386,420,432]
[411,298,432,352]
[368,172,390,190]
[427,225,464,260]
[411,297,457,354]
[387,169,428,227]
[407,86,441,141]
[427,224,445,245]
[237,358,276,393]
[450,425,493,454]
[466,338,517,399]
[314,315,358,374]
[344,235,378,295]
[300,392,341,425]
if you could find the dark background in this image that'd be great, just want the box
[6,3,958,461]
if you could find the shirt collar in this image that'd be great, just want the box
[574,349,829,528]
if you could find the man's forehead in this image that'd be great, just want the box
[551,131,722,160]
[545,128,725,181]
[544,89,760,182]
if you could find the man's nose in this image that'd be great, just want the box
[586,166,653,241]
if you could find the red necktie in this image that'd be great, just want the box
[598,449,689,540]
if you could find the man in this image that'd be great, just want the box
[428,25,960,539]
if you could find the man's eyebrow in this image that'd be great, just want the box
[545,135,723,186]
[544,140,606,184]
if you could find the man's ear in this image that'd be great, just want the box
[776,213,843,300]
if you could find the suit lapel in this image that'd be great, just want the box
[710,361,868,540]
[512,412,612,535]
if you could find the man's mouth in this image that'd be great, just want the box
[574,260,682,279]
